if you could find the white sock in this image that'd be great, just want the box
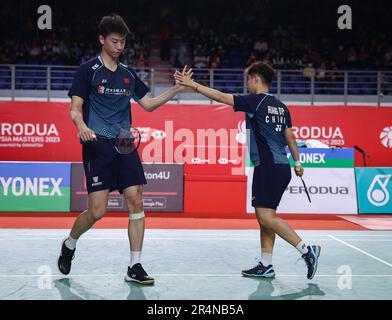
[130,251,141,267]
[64,236,77,250]
[261,253,273,267]
[296,241,309,255]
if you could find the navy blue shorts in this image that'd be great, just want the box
[252,163,292,210]
[82,139,147,194]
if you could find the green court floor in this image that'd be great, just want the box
[0,229,391,300]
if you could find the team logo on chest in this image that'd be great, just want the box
[97,85,130,96]
[123,77,130,85]
[98,85,105,94]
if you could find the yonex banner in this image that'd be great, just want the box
[71,163,184,212]
[355,168,392,214]
[0,162,71,212]
[246,167,358,214]
[287,148,354,168]
[246,148,355,168]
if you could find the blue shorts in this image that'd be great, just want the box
[82,139,147,194]
[252,163,291,210]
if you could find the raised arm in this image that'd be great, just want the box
[137,85,183,112]
[174,67,234,106]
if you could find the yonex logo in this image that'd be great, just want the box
[380,127,392,148]
[0,177,63,196]
[367,174,391,207]
[93,176,99,183]
[151,130,167,140]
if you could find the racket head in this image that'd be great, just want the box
[114,127,141,154]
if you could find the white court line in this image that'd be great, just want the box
[1,274,392,278]
[329,235,392,268]
[2,237,392,242]
[1,232,392,236]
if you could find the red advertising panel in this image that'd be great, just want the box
[1,102,391,169]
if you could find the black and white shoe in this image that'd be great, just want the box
[57,239,75,275]
[124,263,154,285]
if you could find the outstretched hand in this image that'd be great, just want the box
[174,65,195,90]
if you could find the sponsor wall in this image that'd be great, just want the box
[246,148,358,214]
[0,162,183,213]
[355,168,392,214]
[1,102,391,216]
[71,163,183,212]
[0,162,71,212]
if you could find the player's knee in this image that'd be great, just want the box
[127,194,143,211]
[260,215,274,229]
[87,206,106,223]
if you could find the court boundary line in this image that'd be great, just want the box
[2,237,392,242]
[328,235,392,268]
[2,274,392,278]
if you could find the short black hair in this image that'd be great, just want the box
[247,61,276,85]
[98,14,130,38]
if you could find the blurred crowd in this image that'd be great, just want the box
[1,0,391,73]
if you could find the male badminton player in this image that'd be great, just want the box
[174,62,321,279]
[58,14,191,284]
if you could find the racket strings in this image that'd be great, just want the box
[114,127,141,154]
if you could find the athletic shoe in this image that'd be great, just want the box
[302,245,321,280]
[124,263,155,285]
[241,262,276,278]
[57,239,75,275]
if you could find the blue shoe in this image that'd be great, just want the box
[241,262,275,278]
[302,245,321,280]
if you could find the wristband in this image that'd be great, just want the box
[294,160,302,167]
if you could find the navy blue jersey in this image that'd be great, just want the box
[68,55,149,138]
[233,93,292,166]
